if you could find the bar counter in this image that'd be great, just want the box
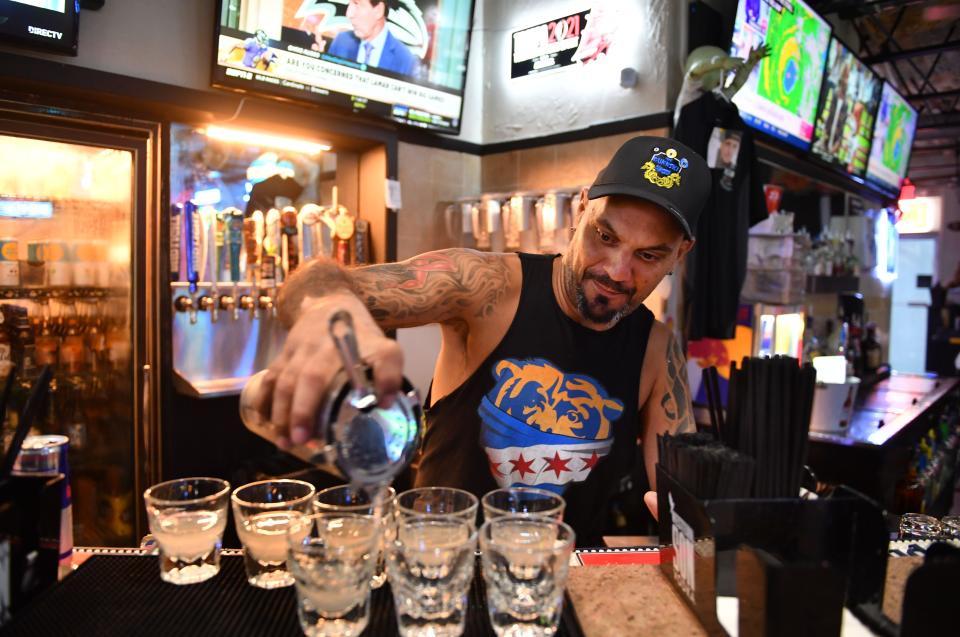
[0,544,925,636]
[806,373,959,513]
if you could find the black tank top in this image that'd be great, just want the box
[416,253,654,545]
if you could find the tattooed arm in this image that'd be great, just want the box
[278,249,511,330]
[639,322,695,518]
[256,249,512,443]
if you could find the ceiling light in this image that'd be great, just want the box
[204,125,330,155]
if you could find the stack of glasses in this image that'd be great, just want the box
[143,479,578,637]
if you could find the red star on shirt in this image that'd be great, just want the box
[581,450,601,471]
[542,451,572,479]
[508,452,535,479]
[488,457,504,477]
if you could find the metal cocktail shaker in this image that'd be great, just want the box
[240,311,422,487]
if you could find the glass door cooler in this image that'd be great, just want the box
[0,104,161,547]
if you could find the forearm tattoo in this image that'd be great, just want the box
[660,334,695,434]
[351,249,511,329]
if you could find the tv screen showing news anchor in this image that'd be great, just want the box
[214,0,475,133]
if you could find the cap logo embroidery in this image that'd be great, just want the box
[642,147,689,189]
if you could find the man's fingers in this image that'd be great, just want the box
[643,491,659,521]
[367,339,404,407]
[270,352,306,432]
[288,354,338,443]
[252,368,277,417]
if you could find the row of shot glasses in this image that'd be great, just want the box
[143,478,575,637]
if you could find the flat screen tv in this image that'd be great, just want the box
[730,0,832,150]
[212,0,475,134]
[0,0,79,55]
[811,37,883,178]
[865,81,918,195]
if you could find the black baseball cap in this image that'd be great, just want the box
[587,136,710,239]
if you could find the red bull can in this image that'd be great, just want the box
[0,238,19,287]
[13,435,73,579]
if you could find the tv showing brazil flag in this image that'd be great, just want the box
[730,0,831,150]
[866,82,918,194]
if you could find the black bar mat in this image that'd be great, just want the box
[0,555,584,636]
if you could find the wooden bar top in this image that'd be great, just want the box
[566,555,920,635]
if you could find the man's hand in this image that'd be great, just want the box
[249,249,513,448]
[250,293,404,446]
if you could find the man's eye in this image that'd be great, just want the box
[638,252,660,262]
[596,228,614,243]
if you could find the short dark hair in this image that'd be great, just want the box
[369,0,401,10]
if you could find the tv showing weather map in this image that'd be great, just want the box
[866,82,918,194]
[213,0,475,133]
[811,38,882,177]
[730,0,832,150]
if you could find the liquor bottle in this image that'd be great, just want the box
[35,317,60,368]
[10,307,37,377]
[106,318,129,372]
[60,318,85,376]
[861,322,882,375]
[86,316,106,372]
[0,317,12,380]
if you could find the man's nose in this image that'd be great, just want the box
[604,251,632,282]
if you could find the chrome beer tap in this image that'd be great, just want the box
[222,207,243,320]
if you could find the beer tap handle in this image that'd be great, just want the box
[224,207,244,320]
[298,204,321,262]
[184,201,202,324]
[244,211,263,318]
[264,209,281,258]
[208,209,223,323]
[170,203,183,282]
[281,206,299,277]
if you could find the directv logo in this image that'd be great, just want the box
[28,26,63,40]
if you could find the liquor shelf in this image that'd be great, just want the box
[0,286,129,301]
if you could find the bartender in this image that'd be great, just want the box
[250,136,711,545]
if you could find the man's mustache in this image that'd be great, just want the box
[582,271,634,296]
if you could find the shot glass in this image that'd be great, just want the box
[480,516,575,637]
[940,515,960,541]
[898,513,942,541]
[386,515,477,637]
[287,512,380,637]
[143,477,231,585]
[232,479,316,589]
[313,485,396,588]
[481,487,566,522]
[396,487,479,529]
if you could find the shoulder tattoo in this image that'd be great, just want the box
[660,333,695,435]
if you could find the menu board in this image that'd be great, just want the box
[730,0,832,150]
[866,82,918,193]
[811,38,883,177]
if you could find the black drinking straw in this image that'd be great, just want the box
[0,366,53,481]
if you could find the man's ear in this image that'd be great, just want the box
[574,187,590,226]
[677,238,696,262]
